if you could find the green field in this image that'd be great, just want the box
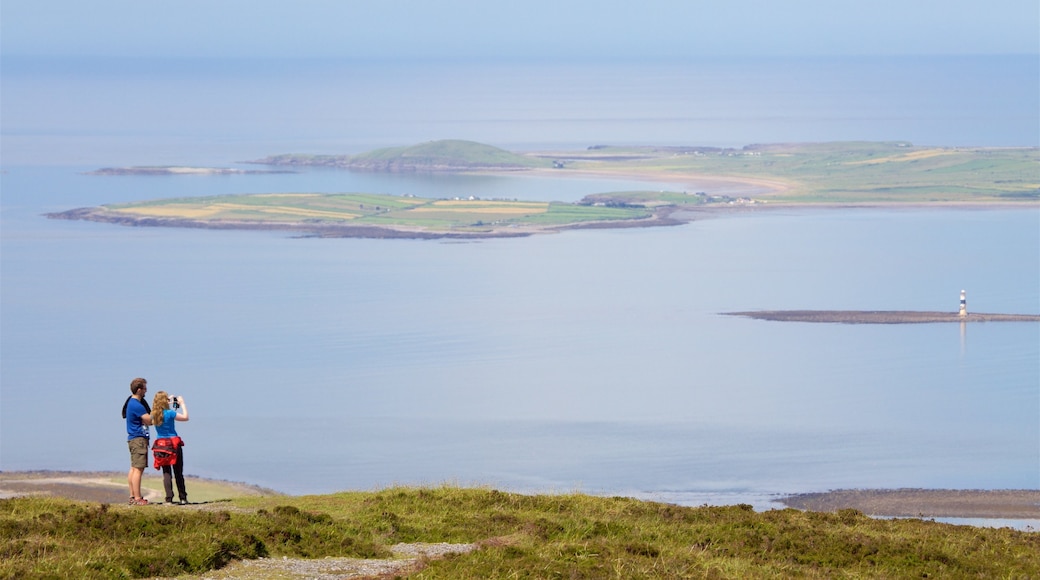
[557,142,1039,202]
[99,192,657,234]
[4,487,1038,579]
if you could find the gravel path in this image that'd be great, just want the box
[195,543,478,580]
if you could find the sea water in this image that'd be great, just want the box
[1,57,1037,523]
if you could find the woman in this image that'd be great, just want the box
[151,391,189,505]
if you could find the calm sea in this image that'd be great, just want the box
[1,57,1038,522]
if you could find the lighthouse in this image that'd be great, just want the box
[959,290,967,317]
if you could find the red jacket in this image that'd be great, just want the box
[152,436,183,469]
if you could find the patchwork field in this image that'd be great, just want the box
[57,191,658,238]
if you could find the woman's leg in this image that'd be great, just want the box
[161,464,174,503]
[174,446,187,503]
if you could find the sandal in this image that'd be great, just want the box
[130,497,150,506]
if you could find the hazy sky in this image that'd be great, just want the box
[3,0,1038,59]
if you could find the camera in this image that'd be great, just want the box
[171,396,180,409]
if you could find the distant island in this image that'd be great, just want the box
[251,139,550,172]
[87,166,295,176]
[49,140,1039,238]
[47,191,684,239]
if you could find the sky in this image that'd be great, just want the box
[2,0,1038,60]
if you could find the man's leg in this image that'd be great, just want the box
[127,437,149,503]
[129,466,143,498]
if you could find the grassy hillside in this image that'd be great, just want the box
[3,487,1038,578]
[354,139,547,168]
[256,139,551,170]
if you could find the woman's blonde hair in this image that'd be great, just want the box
[152,391,171,427]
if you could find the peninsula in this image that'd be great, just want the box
[725,311,1040,324]
[49,139,1039,238]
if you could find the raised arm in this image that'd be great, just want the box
[174,396,189,421]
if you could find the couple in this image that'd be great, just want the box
[123,377,190,506]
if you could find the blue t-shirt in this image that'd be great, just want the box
[125,397,149,441]
[155,409,180,439]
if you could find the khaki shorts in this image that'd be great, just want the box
[128,437,149,469]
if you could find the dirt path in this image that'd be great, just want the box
[0,470,276,504]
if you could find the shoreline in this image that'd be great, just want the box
[3,471,1037,521]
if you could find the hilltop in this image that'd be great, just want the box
[3,483,1039,579]
[253,139,552,172]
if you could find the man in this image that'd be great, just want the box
[124,377,152,505]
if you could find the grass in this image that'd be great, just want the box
[353,139,549,168]
[101,193,655,232]
[3,486,1039,579]
[253,141,1039,204]
[565,142,1039,202]
[117,475,273,504]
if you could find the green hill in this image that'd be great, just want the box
[255,139,551,171]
